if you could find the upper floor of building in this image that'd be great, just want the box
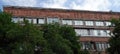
[3,6,120,21]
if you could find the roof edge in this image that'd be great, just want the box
[3,5,120,14]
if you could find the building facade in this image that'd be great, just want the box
[3,6,120,54]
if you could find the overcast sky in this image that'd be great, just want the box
[0,0,120,12]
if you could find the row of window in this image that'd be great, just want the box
[12,17,111,26]
[75,29,111,37]
[12,18,45,24]
[62,20,111,26]
[81,42,110,51]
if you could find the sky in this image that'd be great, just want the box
[0,0,120,12]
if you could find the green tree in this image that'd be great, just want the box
[0,12,52,54]
[60,25,81,54]
[42,23,73,54]
[9,21,51,54]
[107,18,120,54]
[60,25,90,54]
[0,12,13,54]
[0,12,83,54]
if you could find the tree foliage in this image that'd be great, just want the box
[42,23,79,54]
[0,12,51,54]
[0,12,13,54]
[59,25,80,54]
[0,12,82,54]
[107,18,120,54]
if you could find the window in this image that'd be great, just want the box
[95,21,104,26]
[33,19,37,24]
[25,18,37,24]
[106,30,110,37]
[81,42,85,50]
[107,43,110,48]
[105,21,111,26]
[89,30,94,36]
[96,42,110,51]
[62,20,72,25]
[81,42,91,50]
[101,43,105,50]
[91,29,109,36]
[96,43,100,51]
[92,30,107,36]
[47,18,59,23]
[75,29,88,36]
[75,29,111,37]
[38,18,45,24]
[26,18,31,23]
[85,21,94,26]
[93,30,99,36]
[74,20,83,25]
[12,17,23,23]
[100,30,106,36]
[97,42,102,51]
[75,29,80,36]
[81,42,110,51]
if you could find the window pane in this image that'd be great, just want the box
[105,22,111,26]
[93,30,98,36]
[85,21,94,26]
[81,42,85,50]
[89,30,94,36]
[104,43,108,49]
[92,30,108,36]
[101,43,105,50]
[95,21,104,26]
[107,43,110,48]
[62,20,72,25]
[33,19,37,24]
[12,18,17,23]
[106,30,110,37]
[96,42,100,51]
[38,19,45,24]
[75,29,110,37]
[12,17,23,23]
[84,42,89,50]
[75,29,88,36]
[26,18,37,24]
[100,30,106,36]
[26,18,32,23]
[99,43,102,51]
[75,29,80,36]
[47,18,59,23]
[74,20,83,25]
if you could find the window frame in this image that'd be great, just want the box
[62,19,73,25]
[74,20,83,25]
[12,17,24,23]
[85,21,94,26]
[47,17,59,24]
[38,18,45,24]
[95,21,104,26]
[25,18,37,24]
[105,21,111,26]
